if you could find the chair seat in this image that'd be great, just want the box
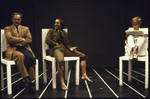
[120,55,148,61]
[1,59,15,65]
[44,55,80,61]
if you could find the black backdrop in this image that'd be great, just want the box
[1,0,149,68]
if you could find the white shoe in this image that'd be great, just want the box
[129,54,133,60]
[133,54,138,59]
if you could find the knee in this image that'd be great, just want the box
[138,36,144,40]
[29,57,36,62]
[17,53,25,60]
[80,54,88,61]
[15,53,25,66]
[128,35,134,39]
[57,61,64,66]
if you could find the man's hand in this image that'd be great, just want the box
[70,46,78,52]
[20,38,25,42]
[18,38,25,47]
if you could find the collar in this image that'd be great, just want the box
[13,24,20,29]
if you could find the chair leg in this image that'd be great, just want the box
[65,61,69,81]
[1,64,4,89]
[35,59,39,90]
[75,59,80,85]
[7,63,12,94]
[145,58,149,89]
[128,60,132,81]
[52,60,56,89]
[43,59,47,83]
[119,57,123,86]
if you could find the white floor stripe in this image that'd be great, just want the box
[102,67,145,98]
[64,69,71,98]
[3,72,20,80]
[1,78,22,91]
[85,80,92,98]
[38,79,53,98]
[13,88,26,99]
[38,71,58,98]
[113,67,144,84]
[125,67,145,76]
[92,68,119,98]
[1,69,45,91]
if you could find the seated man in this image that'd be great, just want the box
[125,16,148,60]
[46,18,92,90]
[4,12,36,92]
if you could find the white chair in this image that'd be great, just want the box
[42,28,80,89]
[1,29,39,94]
[119,28,149,89]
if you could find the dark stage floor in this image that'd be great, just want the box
[1,65,149,98]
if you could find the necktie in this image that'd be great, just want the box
[16,27,19,33]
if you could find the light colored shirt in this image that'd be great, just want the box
[13,25,20,33]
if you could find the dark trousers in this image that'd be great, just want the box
[16,47,36,71]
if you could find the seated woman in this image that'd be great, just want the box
[45,18,92,90]
[125,16,148,60]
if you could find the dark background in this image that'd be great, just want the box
[1,0,149,68]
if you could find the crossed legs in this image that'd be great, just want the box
[12,49,36,91]
[12,51,35,79]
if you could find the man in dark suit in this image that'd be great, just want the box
[46,18,92,90]
[4,12,36,91]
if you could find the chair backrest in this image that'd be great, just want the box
[42,28,68,57]
[1,29,7,59]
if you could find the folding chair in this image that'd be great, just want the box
[1,29,39,94]
[119,28,149,89]
[42,28,80,89]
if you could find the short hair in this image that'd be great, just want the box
[56,18,65,29]
[11,12,22,19]
[131,16,142,26]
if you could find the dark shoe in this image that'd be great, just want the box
[30,84,36,92]
[23,76,30,88]
[29,79,36,92]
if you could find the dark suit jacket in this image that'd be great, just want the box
[46,28,71,56]
[4,25,35,60]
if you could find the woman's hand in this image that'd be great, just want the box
[70,46,78,52]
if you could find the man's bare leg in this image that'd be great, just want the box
[80,60,93,82]
[57,65,68,90]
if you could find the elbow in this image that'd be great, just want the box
[6,37,13,44]
[45,39,50,45]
